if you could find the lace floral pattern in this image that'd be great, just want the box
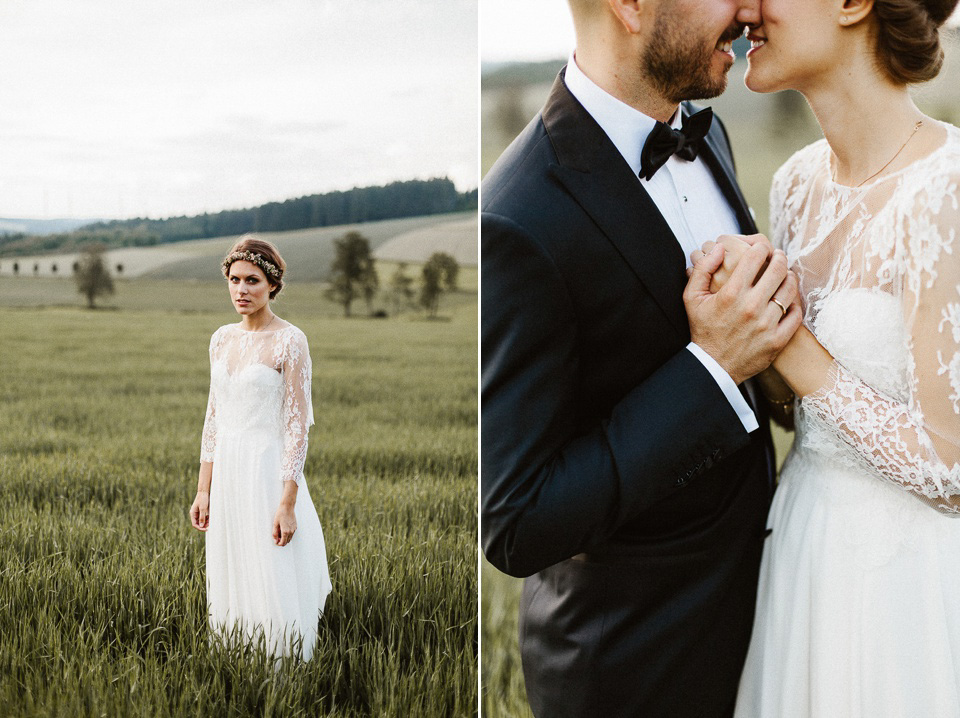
[200,324,314,485]
[771,124,960,515]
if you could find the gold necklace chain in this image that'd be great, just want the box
[835,120,924,188]
[245,314,276,332]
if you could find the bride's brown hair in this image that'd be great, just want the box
[872,0,958,83]
[222,235,287,299]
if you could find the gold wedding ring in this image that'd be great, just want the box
[771,298,788,318]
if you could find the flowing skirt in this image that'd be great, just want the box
[735,448,960,717]
[206,429,332,661]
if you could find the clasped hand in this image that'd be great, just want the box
[682,233,802,385]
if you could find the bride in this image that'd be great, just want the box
[189,236,332,660]
[690,0,960,714]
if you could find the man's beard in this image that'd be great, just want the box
[642,10,742,103]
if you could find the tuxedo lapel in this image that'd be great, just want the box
[542,70,690,340]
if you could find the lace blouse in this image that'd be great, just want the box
[772,123,960,514]
[199,323,314,485]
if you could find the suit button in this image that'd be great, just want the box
[675,477,687,487]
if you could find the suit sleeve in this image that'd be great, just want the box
[481,212,753,577]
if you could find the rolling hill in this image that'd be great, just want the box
[0,212,477,284]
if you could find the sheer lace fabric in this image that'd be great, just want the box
[770,124,960,514]
[200,324,315,485]
[735,125,960,718]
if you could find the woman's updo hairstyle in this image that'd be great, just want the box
[221,235,286,299]
[872,0,958,84]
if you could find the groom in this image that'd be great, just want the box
[481,0,802,716]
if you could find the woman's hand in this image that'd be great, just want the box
[190,490,210,531]
[691,234,772,292]
[273,505,297,547]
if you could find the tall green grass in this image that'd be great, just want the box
[0,281,477,717]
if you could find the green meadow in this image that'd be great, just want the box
[0,277,477,717]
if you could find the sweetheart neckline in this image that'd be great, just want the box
[213,360,282,381]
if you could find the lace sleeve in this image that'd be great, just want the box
[200,329,220,463]
[279,328,314,485]
[769,160,790,251]
[801,178,960,514]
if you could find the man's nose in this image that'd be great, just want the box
[736,0,761,29]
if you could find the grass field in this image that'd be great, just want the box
[0,278,477,717]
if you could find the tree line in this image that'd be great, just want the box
[0,178,477,257]
[67,232,463,316]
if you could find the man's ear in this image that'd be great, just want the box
[605,0,652,34]
[839,0,875,27]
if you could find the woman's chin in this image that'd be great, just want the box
[743,67,779,94]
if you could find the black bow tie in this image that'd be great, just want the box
[639,107,714,181]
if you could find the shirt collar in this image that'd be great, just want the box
[564,52,682,179]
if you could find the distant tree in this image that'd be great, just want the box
[51,263,58,275]
[431,252,459,291]
[115,263,124,275]
[325,231,378,317]
[389,262,416,315]
[72,261,79,274]
[75,243,115,309]
[12,262,18,275]
[33,263,39,275]
[419,252,460,318]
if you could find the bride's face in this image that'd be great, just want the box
[227,260,275,316]
[743,0,845,94]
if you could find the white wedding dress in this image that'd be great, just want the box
[200,322,332,660]
[735,123,960,717]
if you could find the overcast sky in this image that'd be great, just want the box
[481,0,574,65]
[0,0,478,220]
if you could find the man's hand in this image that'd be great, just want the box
[683,242,802,385]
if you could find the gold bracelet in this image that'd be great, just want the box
[766,395,795,410]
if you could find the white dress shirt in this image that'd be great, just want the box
[565,55,758,433]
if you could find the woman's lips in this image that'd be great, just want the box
[746,33,767,57]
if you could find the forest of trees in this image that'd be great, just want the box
[0,178,478,257]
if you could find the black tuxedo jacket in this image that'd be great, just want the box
[481,70,775,718]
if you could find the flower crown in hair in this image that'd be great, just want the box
[221,251,282,280]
